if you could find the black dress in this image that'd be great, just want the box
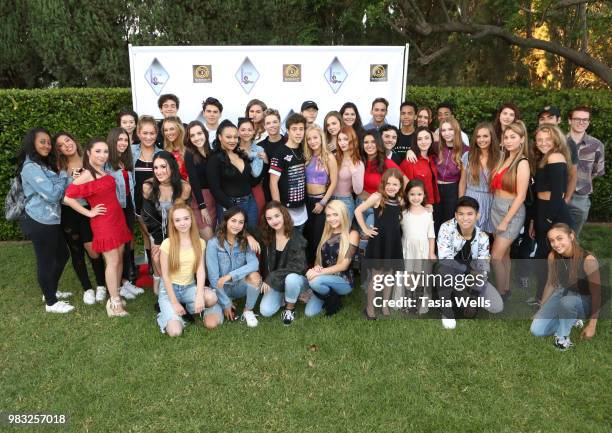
[365,198,403,260]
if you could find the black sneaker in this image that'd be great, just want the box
[553,336,573,351]
[281,309,295,326]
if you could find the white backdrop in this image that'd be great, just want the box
[128,45,409,127]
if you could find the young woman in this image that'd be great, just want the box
[258,202,308,325]
[399,127,439,209]
[259,108,287,202]
[18,128,72,313]
[245,98,268,143]
[162,116,188,180]
[339,102,365,139]
[416,107,434,130]
[530,124,574,302]
[490,121,531,297]
[184,120,216,240]
[323,111,343,153]
[434,117,468,234]
[64,138,133,317]
[458,123,500,234]
[355,168,405,319]
[303,125,339,265]
[401,179,436,313]
[141,151,192,294]
[106,127,143,299]
[205,207,262,327]
[332,126,364,222]
[493,102,521,143]
[133,115,160,274]
[157,202,221,336]
[207,120,259,229]
[237,117,266,218]
[530,223,600,350]
[54,132,107,305]
[117,108,139,145]
[304,200,359,317]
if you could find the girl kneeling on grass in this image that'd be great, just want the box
[304,200,359,317]
[205,207,262,328]
[158,202,221,336]
[530,223,600,351]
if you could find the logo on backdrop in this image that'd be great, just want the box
[235,57,260,94]
[193,65,212,83]
[370,64,388,82]
[283,64,301,82]
[324,57,347,94]
[145,58,169,95]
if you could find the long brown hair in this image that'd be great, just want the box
[438,117,464,168]
[166,202,202,275]
[376,167,404,215]
[336,126,361,165]
[547,223,590,289]
[468,123,499,185]
[245,98,267,140]
[533,124,571,170]
[53,131,82,172]
[259,201,294,246]
[491,120,529,193]
[493,102,521,141]
[82,138,108,180]
[107,127,134,171]
[216,207,249,252]
[184,120,210,164]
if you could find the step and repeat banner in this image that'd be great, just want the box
[128,45,409,126]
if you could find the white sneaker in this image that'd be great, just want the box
[95,286,107,303]
[119,285,137,300]
[83,289,96,305]
[45,301,75,313]
[574,319,584,329]
[241,310,258,328]
[121,281,144,296]
[441,317,456,329]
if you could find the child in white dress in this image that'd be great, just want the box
[400,179,436,313]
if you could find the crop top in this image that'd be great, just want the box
[490,166,510,191]
[305,156,329,186]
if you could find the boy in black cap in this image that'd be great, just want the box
[537,105,561,126]
[301,100,319,126]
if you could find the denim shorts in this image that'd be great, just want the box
[157,280,222,333]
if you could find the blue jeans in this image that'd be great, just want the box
[305,274,353,317]
[530,289,591,338]
[569,194,590,236]
[156,281,222,333]
[332,195,355,224]
[222,279,260,310]
[217,193,259,230]
[355,196,374,229]
[259,273,308,317]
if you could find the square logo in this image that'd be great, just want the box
[283,64,301,82]
[193,65,212,83]
[370,64,388,82]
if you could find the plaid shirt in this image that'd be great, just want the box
[567,133,605,195]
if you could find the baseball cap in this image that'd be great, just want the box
[301,100,318,111]
[538,105,561,118]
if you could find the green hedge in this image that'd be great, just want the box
[0,87,610,240]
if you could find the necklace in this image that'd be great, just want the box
[288,145,303,161]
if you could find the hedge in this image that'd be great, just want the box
[0,86,610,240]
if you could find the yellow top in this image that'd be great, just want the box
[160,238,206,285]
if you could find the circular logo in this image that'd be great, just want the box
[285,65,299,78]
[372,65,386,78]
[194,65,210,80]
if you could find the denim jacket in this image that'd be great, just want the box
[131,144,160,163]
[104,163,135,209]
[205,236,259,309]
[20,157,68,225]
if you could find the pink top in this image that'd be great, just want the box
[333,159,364,197]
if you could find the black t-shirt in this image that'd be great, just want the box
[269,144,305,208]
[260,135,287,202]
[396,131,414,156]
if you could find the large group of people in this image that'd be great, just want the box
[15,94,604,350]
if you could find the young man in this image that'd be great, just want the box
[537,105,562,126]
[397,101,417,156]
[566,106,605,236]
[300,100,319,127]
[435,102,469,146]
[156,94,185,147]
[260,108,287,202]
[436,196,502,329]
[379,124,403,165]
[269,113,307,230]
[202,97,223,148]
[364,97,389,130]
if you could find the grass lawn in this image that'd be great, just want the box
[1,225,610,433]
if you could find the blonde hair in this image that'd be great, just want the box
[316,200,350,267]
[304,125,332,175]
[162,116,185,155]
[533,124,571,170]
[166,202,202,275]
[492,120,529,193]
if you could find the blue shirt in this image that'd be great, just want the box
[20,156,68,225]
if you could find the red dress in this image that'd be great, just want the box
[65,175,133,253]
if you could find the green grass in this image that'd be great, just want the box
[1,225,610,433]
